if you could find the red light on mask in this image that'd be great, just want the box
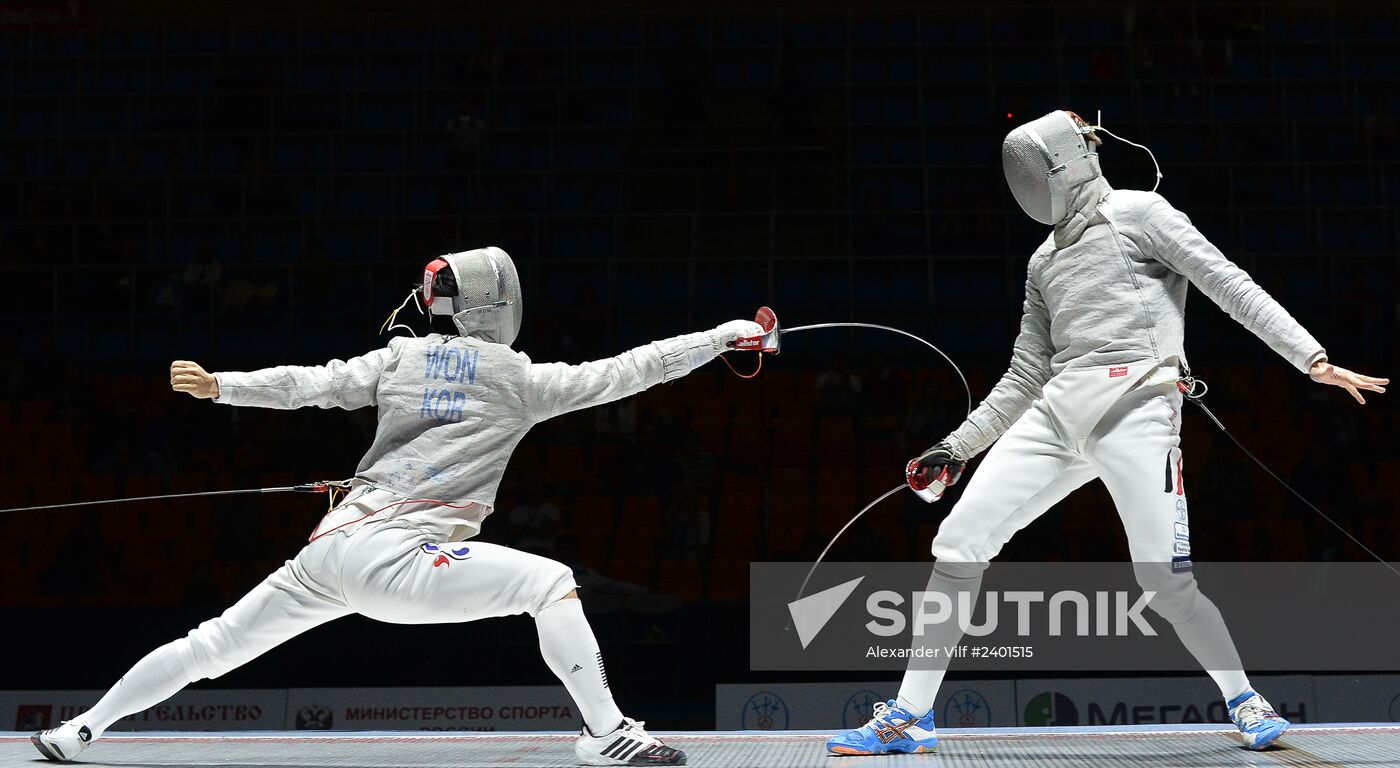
[422,258,450,305]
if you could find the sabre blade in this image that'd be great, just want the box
[789,483,908,620]
[0,480,352,515]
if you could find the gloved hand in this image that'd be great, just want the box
[170,360,220,399]
[708,319,765,353]
[905,441,966,496]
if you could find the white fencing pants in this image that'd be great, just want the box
[897,362,1250,716]
[74,489,576,736]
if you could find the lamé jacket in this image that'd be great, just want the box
[945,171,1326,460]
[214,330,727,540]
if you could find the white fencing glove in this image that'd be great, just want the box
[709,319,765,353]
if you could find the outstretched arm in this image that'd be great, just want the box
[1144,198,1387,405]
[941,271,1055,460]
[525,319,761,422]
[171,349,392,410]
[1145,198,1325,372]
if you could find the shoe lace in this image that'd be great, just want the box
[620,717,655,742]
[867,702,893,728]
[1235,697,1278,728]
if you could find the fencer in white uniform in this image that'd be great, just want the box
[33,247,763,767]
[828,111,1388,756]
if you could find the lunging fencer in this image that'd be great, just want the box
[828,110,1388,756]
[32,247,765,766]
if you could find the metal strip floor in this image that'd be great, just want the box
[3,725,1397,767]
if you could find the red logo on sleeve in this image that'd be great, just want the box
[1109,366,1128,378]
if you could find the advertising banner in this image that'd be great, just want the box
[0,689,284,732]
[284,686,579,731]
[715,679,1017,730]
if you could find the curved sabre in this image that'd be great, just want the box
[778,322,975,612]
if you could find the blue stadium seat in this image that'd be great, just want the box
[364,22,436,50]
[411,142,449,172]
[1384,167,1400,205]
[849,88,916,123]
[716,18,780,46]
[302,24,362,51]
[795,52,845,85]
[320,228,355,259]
[1335,12,1397,40]
[773,270,813,309]
[1266,15,1332,41]
[404,184,440,216]
[553,175,621,214]
[788,19,844,46]
[538,266,608,307]
[994,49,1055,82]
[693,271,763,309]
[925,49,977,84]
[920,86,989,120]
[1212,84,1273,119]
[230,25,295,52]
[1343,45,1397,79]
[713,52,776,87]
[486,134,552,170]
[25,63,76,94]
[852,16,917,45]
[1273,46,1337,79]
[546,220,615,259]
[1056,15,1121,42]
[435,23,483,48]
[557,134,623,169]
[577,17,641,47]
[1218,44,1262,78]
[166,24,226,55]
[564,90,634,127]
[356,98,415,131]
[576,52,637,88]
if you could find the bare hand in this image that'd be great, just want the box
[171,360,219,399]
[1309,361,1388,405]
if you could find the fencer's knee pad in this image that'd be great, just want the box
[930,499,999,563]
[169,626,229,683]
[931,559,988,581]
[529,558,578,617]
[1132,563,1202,625]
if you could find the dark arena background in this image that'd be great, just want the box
[1,2,1397,766]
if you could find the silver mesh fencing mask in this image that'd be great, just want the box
[1002,110,1102,225]
[424,247,523,346]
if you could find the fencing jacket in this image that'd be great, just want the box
[214,330,724,540]
[945,176,1326,460]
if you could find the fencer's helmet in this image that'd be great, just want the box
[1002,110,1103,225]
[420,247,523,346]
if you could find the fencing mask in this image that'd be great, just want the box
[1002,110,1103,225]
[420,247,523,346]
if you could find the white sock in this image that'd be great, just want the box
[537,597,625,735]
[1158,589,1251,701]
[73,640,194,738]
[896,670,947,718]
[1209,670,1252,704]
[894,567,983,718]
